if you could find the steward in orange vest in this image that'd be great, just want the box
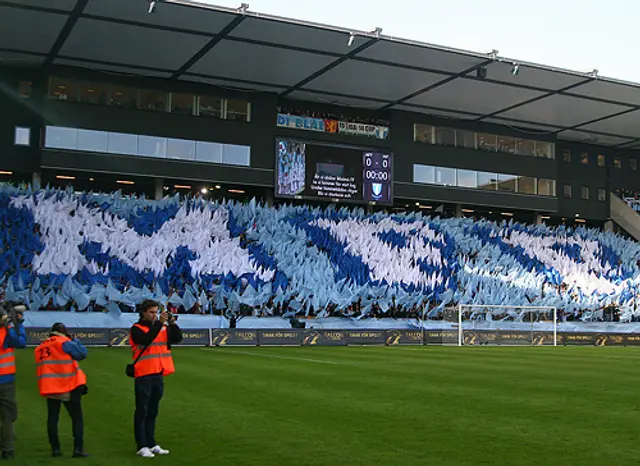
[35,323,89,458]
[130,300,181,458]
[0,303,26,461]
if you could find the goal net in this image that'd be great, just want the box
[456,305,557,346]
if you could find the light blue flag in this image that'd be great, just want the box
[183,289,197,311]
[107,280,121,301]
[106,301,121,316]
[4,279,17,302]
[168,292,183,307]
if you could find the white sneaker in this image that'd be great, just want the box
[137,447,155,458]
[151,445,170,455]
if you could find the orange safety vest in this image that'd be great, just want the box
[130,324,175,378]
[35,335,87,396]
[0,327,16,376]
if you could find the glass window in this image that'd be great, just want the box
[477,172,497,191]
[226,99,250,122]
[497,174,517,193]
[580,152,589,164]
[477,133,497,152]
[581,186,590,200]
[45,126,78,150]
[517,176,536,195]
[516,139,535,157]
[563,149,571,163]
[456,130,475,149]
[563,184,572,199]
[195,141,223,163]
[434,167,455,186]
[77,129,108,153]
[107,132,138,155]
[414,124,433,144]
[109,85,138,108]
[631,159,638,171]
[14,127,30,146]
[222,144,250,166]
[140,89,168,112]
[435,127,456,146]
[138,136,167,158]
[198,96,222,118]
[18,81,31,99]
[78,81,109,105]
[537,179,556,197]
[613,157,622,169]
[597,188,606,202]
[171,93,195,115]
[48,77,79,102]
[413,165,435,184]
[535,141,553,158]
[497,135,516,154]
[456,169,477,188]
[166,138,196,161]
[597,154,605,167]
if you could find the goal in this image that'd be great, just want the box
[456,304,557,346]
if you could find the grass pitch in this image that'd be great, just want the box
[11,346,640,465]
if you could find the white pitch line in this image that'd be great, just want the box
[201,348,341,365]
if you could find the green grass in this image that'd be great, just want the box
[10,346,640,465]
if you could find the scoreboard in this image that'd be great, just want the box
[276,139,393,205]
[362,152,392,204]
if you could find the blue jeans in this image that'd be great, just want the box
[134,375,164,450]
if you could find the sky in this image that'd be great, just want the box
[203,0,638,84]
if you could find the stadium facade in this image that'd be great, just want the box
[2,0,640,230]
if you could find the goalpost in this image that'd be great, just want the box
[456,305,557,347]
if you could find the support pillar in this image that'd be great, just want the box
[154,178,164,201]
[535,213,543,225]
[263,187,274,206]
[604,220,614,233]
[454,203,462,218]
[32,171,41,190]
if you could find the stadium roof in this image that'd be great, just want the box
[3,0,640,149]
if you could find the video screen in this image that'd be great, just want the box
[276,139,392,204]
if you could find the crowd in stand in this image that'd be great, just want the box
[277,106,390,128]
[2,185,640,323]
[615,188,640,212]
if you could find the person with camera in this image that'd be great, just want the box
[129,300,182,459]
[35,323,88,458]
[0,304,26,460]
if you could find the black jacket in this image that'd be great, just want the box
[130,319,183,349]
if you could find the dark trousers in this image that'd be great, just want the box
[134,375,164,451]
[47,387,84,452]
[0,382,17,453]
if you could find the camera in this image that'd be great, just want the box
[0,302,26,327]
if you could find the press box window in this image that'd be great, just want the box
[597,154,605,167]
[597,188,606,202]
[198,96,222,118]
[48,77,79,102]
[631,159,638,171]
[414,124,434,144]
[563,149,571,163]
[226,99,250,122]
[563,184,572,198]
[14,127,30,146]
[613,157,622,169]
[435,127,456,146]
[78,81,109,105]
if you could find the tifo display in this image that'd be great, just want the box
[276,139,392,204]
[1,186,640,324]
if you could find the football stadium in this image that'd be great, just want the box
[3,0,640,464]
